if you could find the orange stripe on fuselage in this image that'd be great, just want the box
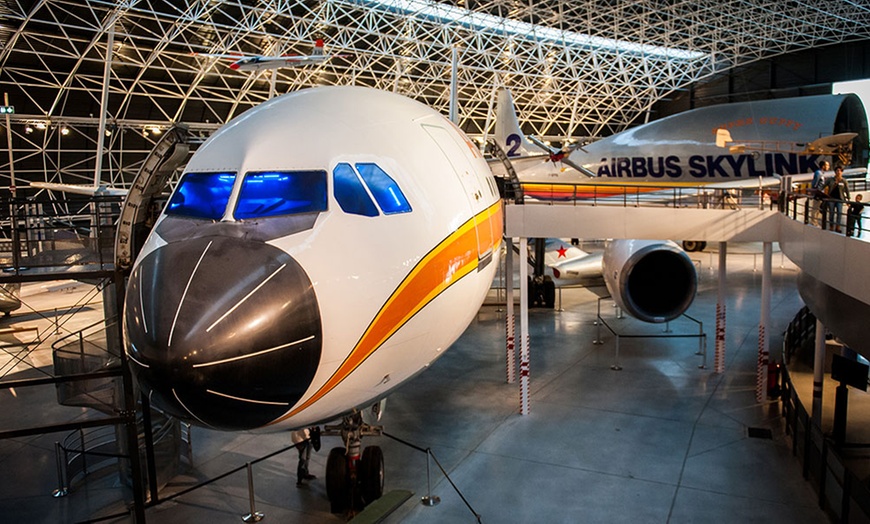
[521,181,721,200]
[274,200,502,423]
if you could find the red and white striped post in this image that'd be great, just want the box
[505,237,516,384]
[519,238,530,415]
[714,242,727,373]
[755,242,771,402]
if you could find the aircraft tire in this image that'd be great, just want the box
[543,278,556,309]
[326,447,349,513]
[681,240,706,252]
[359,445,385,504]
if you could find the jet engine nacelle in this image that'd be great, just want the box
[602,240,697,323]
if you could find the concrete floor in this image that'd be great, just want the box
[0,248,832,523]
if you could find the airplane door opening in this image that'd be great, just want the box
[834,79,870,171]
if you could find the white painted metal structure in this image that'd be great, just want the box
[2,1,870,190]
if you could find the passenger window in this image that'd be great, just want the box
[333,163,379,217]
[166,172,236,220]
[235,171,327,220]
[355,163,412,215]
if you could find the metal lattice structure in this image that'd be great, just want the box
[2,0,870,190]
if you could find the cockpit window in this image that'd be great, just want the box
[235,170,327,220]
[355,163,412,215]
[166,172,236,220]
[333,163,379,217]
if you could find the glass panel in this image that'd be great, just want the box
[355,163,412,215]
[235,171,327,220]
[166,172,236,220]
[333,163,379,217]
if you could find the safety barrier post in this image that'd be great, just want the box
[610,336,622,371]
[421,450,440,507]
[51,442,68,498]
[242,462,263,523]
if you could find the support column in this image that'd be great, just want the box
[812,318,826,427]
[449,45,459,124]
[519,237,530,415]
[714,242,727,373]
[756,242,772,402]
[94,24,115,187]
[505,237,516,384]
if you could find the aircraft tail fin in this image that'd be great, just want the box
[715,128,732,148]
[494,88,546,157]
[542,238,588,266]
[313,39,325,56]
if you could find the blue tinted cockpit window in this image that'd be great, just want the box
[166,172,236,220]
[333,163,379,217]
[235,171,327,220]
[355,163,412,215]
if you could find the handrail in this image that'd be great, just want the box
[501,179,776,211]
[780,306,870,522]
[52,315,120,355]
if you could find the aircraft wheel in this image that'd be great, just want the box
[326,447,349,513]
[682,240,706,252]
[359,445,384,504]
[542,278,556,309]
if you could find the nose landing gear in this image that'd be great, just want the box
[324,411,385,514]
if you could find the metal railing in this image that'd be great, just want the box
[0,195,122,275]
[780,308,870,523]
[502,180,775,210]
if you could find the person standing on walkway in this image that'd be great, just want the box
[809,160,830,226]
[847,194,864,237]
[291,427,321,487]
[824,166,849,232]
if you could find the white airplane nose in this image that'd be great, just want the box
[124,235,322,430]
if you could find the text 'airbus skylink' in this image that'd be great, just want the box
[123,86,502,511]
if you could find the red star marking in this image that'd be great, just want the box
[557,245,568,258]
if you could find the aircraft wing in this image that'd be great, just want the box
[805,132,858,154]
[525,135,598,177]
[29,182,129,197]
[487,153,552,177]
[239,55,327,68]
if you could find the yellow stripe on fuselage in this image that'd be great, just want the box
[274,200,502,423]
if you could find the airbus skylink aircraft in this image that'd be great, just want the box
[494,88,868,194]
[492,88,867,322]
[122,86,502,513]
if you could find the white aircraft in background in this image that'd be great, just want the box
[0,283,21,317]
[493,88,868,199]
[193,39,350,72]
[28,182,129,196]
[530,238,696,323]
[123,86,502,512]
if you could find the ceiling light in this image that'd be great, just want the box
[352,0,707,60]
[60,126,69,135]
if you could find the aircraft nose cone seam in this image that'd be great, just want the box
[167,239,214,349]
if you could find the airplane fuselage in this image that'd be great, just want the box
[570,94,867,182]
[124,86,501,431]
[502,93,867,186]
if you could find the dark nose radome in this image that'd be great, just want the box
[125,236,322,430]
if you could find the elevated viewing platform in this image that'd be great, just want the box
[0,196,121,283]
[503,180,870,308]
